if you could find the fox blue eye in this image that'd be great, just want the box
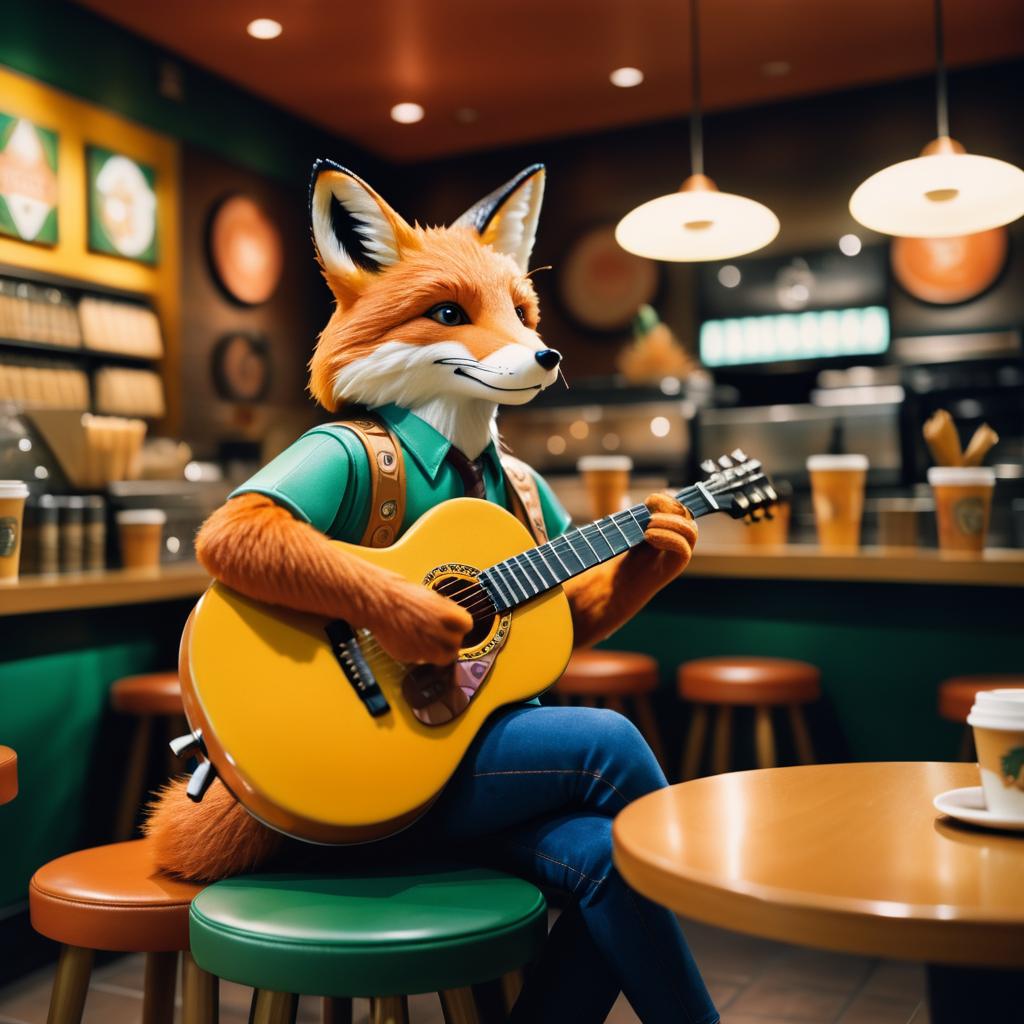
[426,303,469,327]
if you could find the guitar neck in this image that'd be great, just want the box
[479,482,720,614]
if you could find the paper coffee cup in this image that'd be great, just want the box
[116,508,166,570]
[806,455,868,552]
[577,455,633,518]
[0,480,29,583]
[928,466,995,554]
[967,689,1024,819]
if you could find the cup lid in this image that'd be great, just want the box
[927,466,996,486]
[0,480,29,499]
[116,509,166,525]
[968,689,1024,730]
[806,455,869,471]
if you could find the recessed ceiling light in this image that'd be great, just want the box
[391,102,425,124]
[246,18,282,40]
[610,67,644,88]
[718,264,742,288]
[839,233,862,256]
[761,60,791,78]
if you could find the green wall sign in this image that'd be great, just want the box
[0,114,58,245]
[87,145,158,264]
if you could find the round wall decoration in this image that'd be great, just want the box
[891,227,1008,305]
[208,194,284,305]
[558,224,661,332]
[211,332,271,403]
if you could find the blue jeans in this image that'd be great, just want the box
[409,705,719,1024]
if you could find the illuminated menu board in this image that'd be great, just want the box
[699,306,890,368]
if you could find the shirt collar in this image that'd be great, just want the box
[372,403,503,483]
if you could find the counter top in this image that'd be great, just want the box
[0,563,209,616]
[686,545,1024,588]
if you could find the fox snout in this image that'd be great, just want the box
[535,348,562,370]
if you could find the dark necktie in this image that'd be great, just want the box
[445,446,487,499]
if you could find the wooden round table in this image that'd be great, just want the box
[613,762,1024,1023]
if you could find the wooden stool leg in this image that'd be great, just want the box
[754,706,776,769]
[115,716,153,840]
[369,996,409,1024]
[322,996,353,1024]
[681,705,709,781]
[787,705,816,765]
[439,988,482,1024]
[499,969,524,1017]
[142,951,178,1024]
[711,706,733,775]
[958,725,975,763]
[46,945,94,1024]
[604,695,627,715]
[181,951,219,1024]
[633,695,667,773]
[250,990,298,1024]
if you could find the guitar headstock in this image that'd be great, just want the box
[697,449,778,522]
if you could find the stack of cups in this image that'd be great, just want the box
[0,481,29,584]
[968,690,1024,821]
[806,455,868,553]
[927,466,995,555]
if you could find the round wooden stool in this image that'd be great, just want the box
[189,866,547,1024]
[555,650,666,769]
[0,746,17,805]
[29,839,215,1024]
[110,672,184,840]
[938,674,1024,761]
[677,657,820,779]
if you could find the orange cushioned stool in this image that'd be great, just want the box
[0,746,17,805]
[938,674,1024,761]
[555,650,666,770]
[677,656,820,779]
[110,672,184,840]
[30,839,214,1024]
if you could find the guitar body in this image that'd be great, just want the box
[182,498,573,845]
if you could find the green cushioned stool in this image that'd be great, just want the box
[189,865,547,1024]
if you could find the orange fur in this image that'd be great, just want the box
[565,494,697,649]
[310,227,541,411]
[144,777,287,881]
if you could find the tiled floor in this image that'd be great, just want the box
[0,915,929,1024]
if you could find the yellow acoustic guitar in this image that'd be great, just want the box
[175,450,776,844]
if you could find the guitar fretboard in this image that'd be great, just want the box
[479,483,714,614]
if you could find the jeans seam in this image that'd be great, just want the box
[510,842,608,895]
[471,768,629,805]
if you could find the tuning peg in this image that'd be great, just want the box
[186,759,218,803]
[763,483,778,502]
[169,729,205,761]
[731,448,749,464]
[718,454,734,469]
[701,459,718,474]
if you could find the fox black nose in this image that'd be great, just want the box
[535,348,562,370]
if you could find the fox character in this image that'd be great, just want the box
[145,162,698,881]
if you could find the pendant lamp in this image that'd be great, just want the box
[615,0,779,262]
[849,0,1024,238]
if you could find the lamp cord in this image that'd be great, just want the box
[934,0,949,139]
[689,0,704,176]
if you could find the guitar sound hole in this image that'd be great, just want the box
[428,573,497,650]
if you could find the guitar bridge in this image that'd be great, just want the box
[324,620,390,718]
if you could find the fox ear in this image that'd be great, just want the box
[309,160,415,283]
[454,164,545,272]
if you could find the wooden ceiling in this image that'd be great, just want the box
[78,0,1024,162]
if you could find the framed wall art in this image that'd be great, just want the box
[87,146,158,264]
[0,115,59,246]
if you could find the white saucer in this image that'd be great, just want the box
[933,786,1024,833]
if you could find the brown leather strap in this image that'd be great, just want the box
[501,454,549,544]
[332,413,406,548]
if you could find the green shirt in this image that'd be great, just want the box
[231,403,572,543]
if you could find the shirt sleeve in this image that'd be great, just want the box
[530,468,573,539]
[229,431,356,535]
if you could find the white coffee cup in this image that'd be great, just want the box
[967,689,1024,819]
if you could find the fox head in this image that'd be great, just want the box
[307,160,559,456]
